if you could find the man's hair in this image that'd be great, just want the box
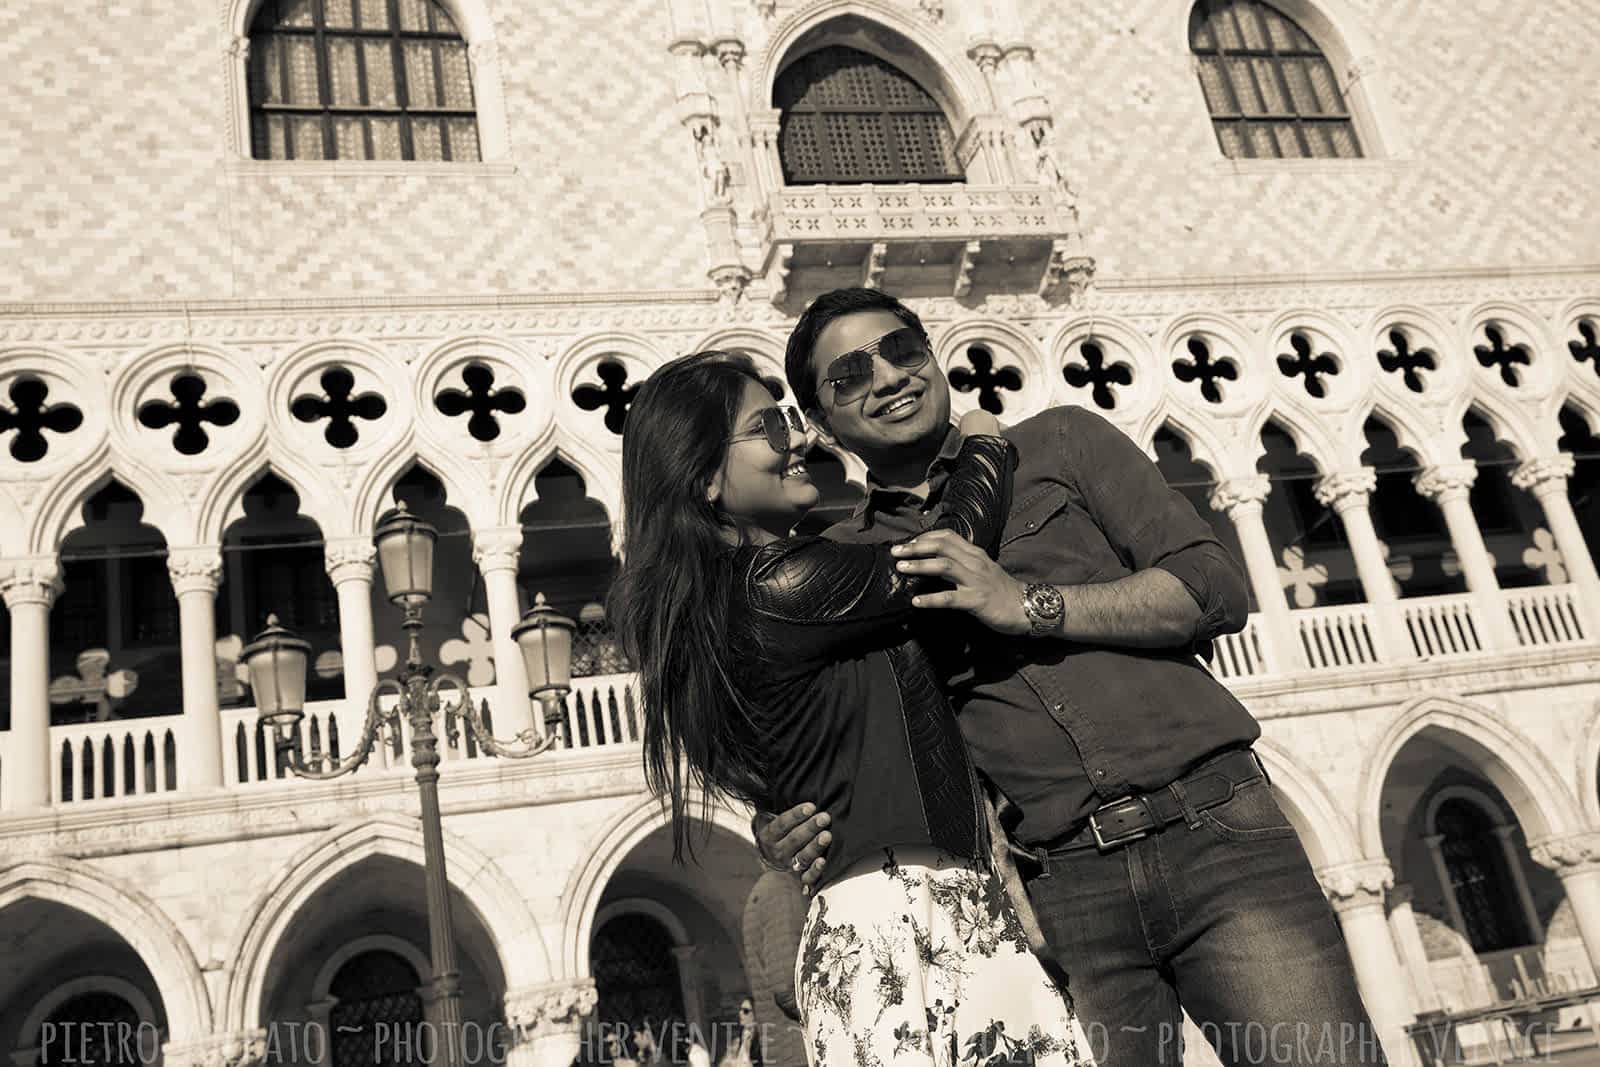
[783,287,927,412]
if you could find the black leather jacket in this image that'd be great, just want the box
[728,435,1015,889]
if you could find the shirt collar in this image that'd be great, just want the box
[848,424,963,529]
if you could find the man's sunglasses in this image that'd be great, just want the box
[820,327,932,404]
[728,405,808,455]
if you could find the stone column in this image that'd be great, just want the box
[473,527,534,740]
[1530,833,1600,977]
[672,944,709,1041]
[168,547,225,791]
[324,538,380,709]
[1319,860,1418,1067]
[1315,469,1414,658]
[1386,884,1443,1015]
[1512,454,1600,631]
[305,999,338,1067]
[1413,463,1519,649]
[504,979,599,1067]
[1,559,60,810]
[160,1030,269,1067]
[1209,476,1301,672]
[1489,824,1544,944]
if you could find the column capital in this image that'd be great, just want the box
[1529,832,1600,874]
[1208,474,1271,515]
[168,546,224,596]
[1313,468,1378,512]
[504,978,599,1045]
[1511,453,1576,496]
[324,537,377,585]
[712,37,745,69]
[473,526,524,573]
[0,557,62,608]
[160,1030,268,1067]
[967,41,1004,74]
[1318,859,1394,911]
[1414,462,1477,502]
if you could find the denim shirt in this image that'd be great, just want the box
[827,405,1260,845]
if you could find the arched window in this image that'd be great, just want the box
[1188,0,1361,159]
[42,992,144,1066]
[1434,798,1532,953]
[328,949,425,1067]
[590,913,685,1033]
[775,46,962,185]
[248,0,479,161]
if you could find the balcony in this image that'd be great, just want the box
[760,183,1084,304]
[0,585,1593,815]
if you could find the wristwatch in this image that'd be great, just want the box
[1020,582,1064,638]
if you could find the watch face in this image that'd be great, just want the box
[1026,584,1063,619]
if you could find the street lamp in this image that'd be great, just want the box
[241,503,575,1067]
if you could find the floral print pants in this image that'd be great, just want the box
[795,846,1094,1067]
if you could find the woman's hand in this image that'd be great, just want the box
[891,529,1030,635]
[958,408,1003,438]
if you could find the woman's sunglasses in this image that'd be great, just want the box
[728,405,808,455]
[820,327,932,405]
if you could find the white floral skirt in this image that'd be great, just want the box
[794,846,1094,1067]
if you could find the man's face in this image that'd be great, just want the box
[806,309,951,460]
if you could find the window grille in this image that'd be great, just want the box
[1189,0,1361,159]
[775,46,962,184]
[248,0,479,161]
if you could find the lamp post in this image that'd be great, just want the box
[241,504,575,1067]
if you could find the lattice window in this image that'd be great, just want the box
[775,46,962,184]
[591,914,686,1032]
[1434,798,1533,953]
[329,950,425,1067]
[1189,0,1361,159]
[248,0,479,161]
[43,992,144,1066]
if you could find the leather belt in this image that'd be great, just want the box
[1019,749,1269,868]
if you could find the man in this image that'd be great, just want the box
[739,871,808,1067]
[757,288,1386,1066]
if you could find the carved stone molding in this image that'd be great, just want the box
[324,537,378,585]
[167,546,224,597]
[161,1030,268,1067]
[473,526,524,573]
[1318,860,1394,911]
[0,558,63,609]
[1209,475,1272,515]
[1529,832,1600,874]
[1511,454,1576,496]
[504,979,600,1045]
[1414,462,1478,502]
[1313,468,1378,512]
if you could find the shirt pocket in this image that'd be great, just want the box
[998,484,1115,585]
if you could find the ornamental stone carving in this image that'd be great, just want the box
[1529,832,1600,873]
[1313,469,1378,512]
[0,558,63,608]
[1317,860,1394,910]
[473,527,524,574]
[167,546,224,597]
[504,979,600,1044]
[161,1030,268,1067]
[1208,475,1272,515]
[1414,462,1478,502]
[324,537,378,585]
[1511,454,1576,496]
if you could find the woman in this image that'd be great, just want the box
[611,351,1092,1067]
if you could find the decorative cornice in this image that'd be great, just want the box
[504,979,599,1044]
[1511,454,1576,495]
[1208,475,1272,515]
[1318,860,1394,910]
[0,558,62,609]
[161,1031,268,1067]
[1528,832,1600,873]
[167,546,223,596]
[1414,462,1478,502]
[1313,469,1378,512]
[473,527,524,573]
[324,537,378,585]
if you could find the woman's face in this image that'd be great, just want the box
[710,378,818,540]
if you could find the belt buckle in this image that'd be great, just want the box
[1089,797,1151,851]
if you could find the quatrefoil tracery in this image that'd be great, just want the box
[434,363,526,443]
[137,373,240,456]
[0,378,84,462]
[291,367,388,449]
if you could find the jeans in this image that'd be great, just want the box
[1025,778,1388,1066]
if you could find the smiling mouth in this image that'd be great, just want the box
[874,392,921,419]
[782,460,809,479]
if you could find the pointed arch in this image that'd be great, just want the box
[219,812,548,1031]
[1576,701,1600,826]
[499,424,623,532]
[1459,391,1541,462]
[198,444,348,546]
[1137,402,1234,480]
[1356,696,1585,860]
[559,791,753,980]
[1253,735,1361,869]
[351,437,495,534]
[28,451,188,556]
[1249,405,1340,476]
[0,859,212,1041]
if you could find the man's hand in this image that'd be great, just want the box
[891,530,1030,634]
[753,803,833,891]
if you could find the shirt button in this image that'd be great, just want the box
[1094,769,1107,779]
[1053,702,1063,711]
[1026,520,1036,529]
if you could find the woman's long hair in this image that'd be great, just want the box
[609,350,773,860]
